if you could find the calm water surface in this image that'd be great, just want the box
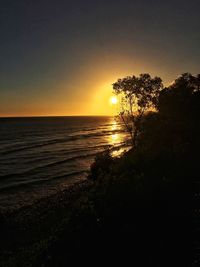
[0,116,129,210]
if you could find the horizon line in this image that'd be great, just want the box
[0,115,115,119]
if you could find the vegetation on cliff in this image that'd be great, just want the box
[1,73,199,266]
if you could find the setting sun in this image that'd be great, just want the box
[110,96,118,105]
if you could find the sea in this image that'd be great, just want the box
[0,116,130,210]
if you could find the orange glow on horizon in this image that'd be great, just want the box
[0,52,172,117]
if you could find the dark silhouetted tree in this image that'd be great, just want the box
[158,73,200,118]
[113,73,163,147]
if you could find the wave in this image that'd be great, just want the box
[0,170,87,192]
[0,152,98,180]
[0,141,129,181]
[0,117,129,208]
[0,129,124,156]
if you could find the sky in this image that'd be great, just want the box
[0,0,200,117]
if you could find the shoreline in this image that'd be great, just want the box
[0,143,130,213]
[0,176,91,217]
[0,177,94,266]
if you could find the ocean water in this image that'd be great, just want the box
[0,116,129,210]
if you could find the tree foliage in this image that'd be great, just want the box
[112,73,163,146]
[158,73,200,118]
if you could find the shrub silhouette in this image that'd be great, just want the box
[86,72,199,265]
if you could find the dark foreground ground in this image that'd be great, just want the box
[0,180,92,266]
[0,174,193,267]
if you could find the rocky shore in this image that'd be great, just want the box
[0,178,92,267]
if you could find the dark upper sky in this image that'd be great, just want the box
[1,0,200,116]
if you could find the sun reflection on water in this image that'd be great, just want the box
[106,118,131,157]
[107,119,123,146]
[111,120,117,131]
[109,133,120,145]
